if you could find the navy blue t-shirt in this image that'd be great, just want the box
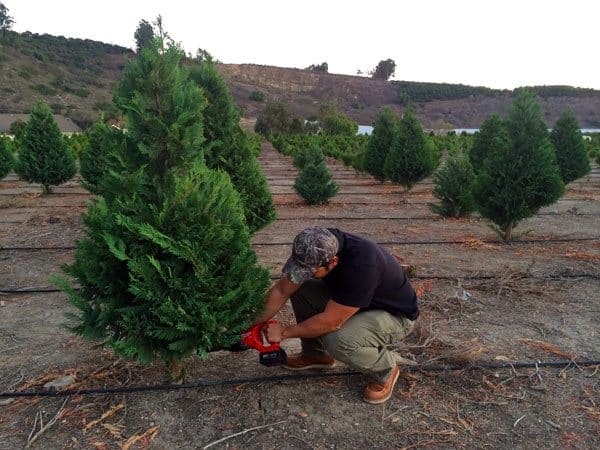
[324,229,419,321]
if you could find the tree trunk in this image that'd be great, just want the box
[166,358,185,384]
[504,222,513,241]
[42,184,51,195]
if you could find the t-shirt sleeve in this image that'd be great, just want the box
[329,260,379,308]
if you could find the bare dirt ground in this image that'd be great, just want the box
[1,142,599,449]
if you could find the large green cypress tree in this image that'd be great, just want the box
[473,90,565,240]
[550,108,591,184]
[364,107,397,182]
[15,102,76,194]
[54,35,270,380]
[189,58,275,232]
[383,107,434,191]
[429,148,476,218]
[469,114,509,173]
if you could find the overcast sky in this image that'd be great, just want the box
[7,0,600,90]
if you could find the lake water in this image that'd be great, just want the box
[357,126,600,136]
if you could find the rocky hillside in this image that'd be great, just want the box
[2,31,600,130]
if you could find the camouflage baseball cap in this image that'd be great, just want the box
[282,226,339,284]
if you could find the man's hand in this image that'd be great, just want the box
[265,321,286,343]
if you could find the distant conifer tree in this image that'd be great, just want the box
[383,107,434,191]
[469,114,509,173]
[550,108,591,183]
[79,121,119,194]
[473,90,564,240]
[15,102,76,194]
[294,145,337,204]
[293,141,325,169]
[429,148,476,218]
[54,33,269,381]
[0,137,13,179]
[364,107,397,182]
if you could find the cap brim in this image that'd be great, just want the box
[282,256,314,284]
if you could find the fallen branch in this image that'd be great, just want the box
[203,420,286,449]
[25,397,69,449]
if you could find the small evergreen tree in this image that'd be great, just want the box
[294,146,337,204]
[383,107,434,191]
[79,121,119,194]
[54,34,270,381]
[550,108,591,183]
[15,102,76,194]
[469,114,509,173]
[429,148,476,218]
[293,141,324,169]
[321,113,358,136]
[364,107,397,182]
[189,58,275,232]
[0,137,14,179]
[134,19,155,53]
[473,90,564,240]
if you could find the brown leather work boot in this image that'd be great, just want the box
[283,353,335,370]
[363,365,400,404]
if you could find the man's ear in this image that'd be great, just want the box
[329,256,339,269]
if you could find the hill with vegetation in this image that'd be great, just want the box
[2,30,600,130]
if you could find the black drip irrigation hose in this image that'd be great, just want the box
[2,236,599,252]
[3,272,598,294]
[1,359,598,398]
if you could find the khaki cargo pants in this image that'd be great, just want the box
[291,280,415,383]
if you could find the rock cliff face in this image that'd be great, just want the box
[217,63,600,129]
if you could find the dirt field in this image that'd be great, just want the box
[1,142,599,449]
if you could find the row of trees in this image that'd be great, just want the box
[429,90,591,240]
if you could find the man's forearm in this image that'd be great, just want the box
[282,313,338,340]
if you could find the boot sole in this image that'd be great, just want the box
[363,367,400,405]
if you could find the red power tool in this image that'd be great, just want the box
[241,321,287,367]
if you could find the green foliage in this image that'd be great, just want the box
[321,112,358,136]
[293,141,325,169]
[306,62,328,73]
[57,36,270,374]
[384,107,434,191]
[473,90,565,240]
[254,101,292,136]
[79,122,117,193]
[364,107,397,182]
[294,146,338,205]
[30,83,57,96]
[0,136,14,179]
[0,2,14,37]
[189,58,276,232]
[372,59,396,80]
[249,90,265,102]
[9,119,26,139]
[396,81,502,104]
[15,101,76,194]
[550,108,591,183]
[429,149,476,218]
[65,132,88,159]
[469,114,509,173]
[134,19,155,53]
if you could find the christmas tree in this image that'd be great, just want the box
[15,102,76,194]
[473,90,564,240]
[383,107,434,191]
[79,120,120,194]
[429,148,476,218]
[364,107,397,182]
[0,137,13,180]
[550,108,591,184]
[54,30,270,380]
[294,145,338,204]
